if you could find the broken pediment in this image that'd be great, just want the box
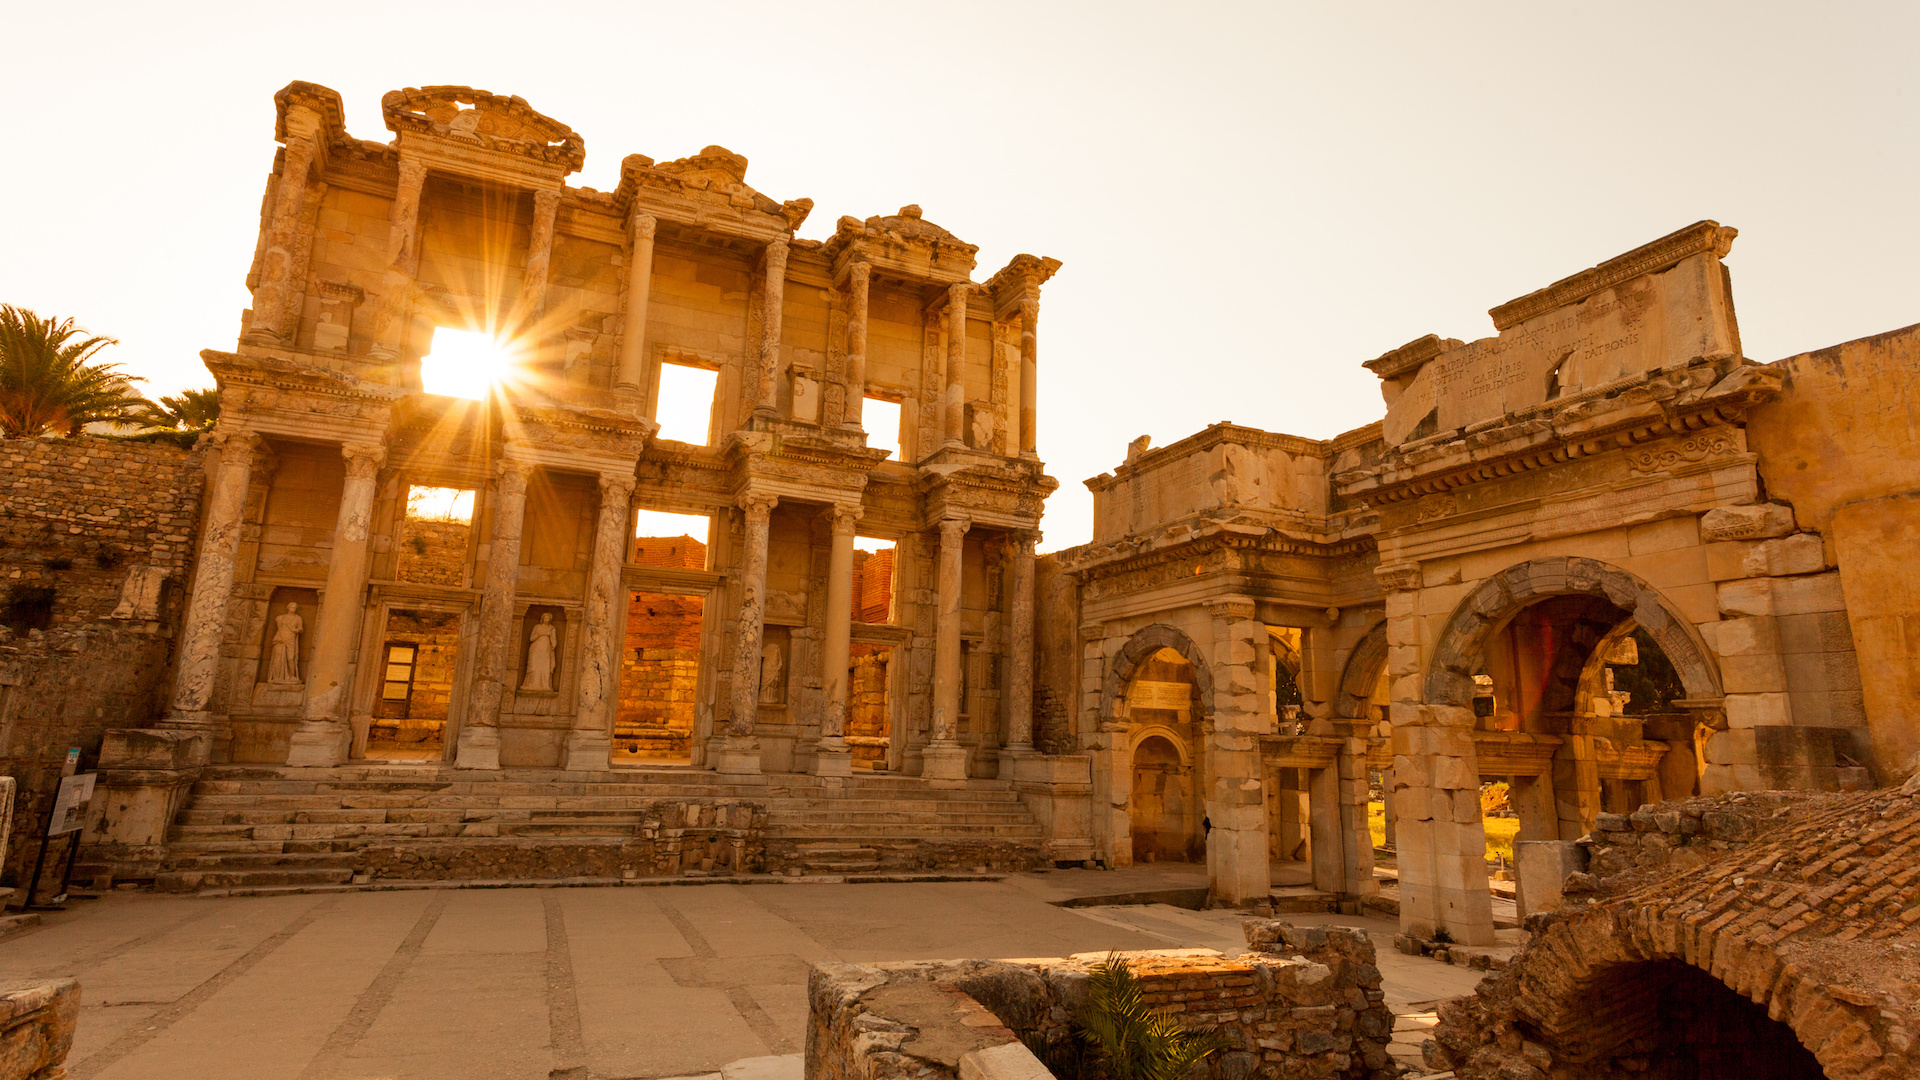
[617,148,812,237]
[1376,221,1741,446]
[381,86,586,174]
[827,205,979,284]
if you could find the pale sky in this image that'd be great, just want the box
[4,2,1914,552]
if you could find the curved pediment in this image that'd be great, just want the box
[381,85,585,174]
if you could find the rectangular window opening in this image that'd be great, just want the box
[851,537,896,624]
[862,397,902,460]
[633,511,712,570]
[400,486,475,587]
[616,590,705,765]
[655,363,719,445]
[420,327,517,401]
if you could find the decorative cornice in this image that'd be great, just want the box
[1488,220,1738,331]
[1058,524,1374,582]
[1362,334,1460,381]
[1087,422,1330,493]
[381,85,585,173]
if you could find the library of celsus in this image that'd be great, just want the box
[2,79,1913,979]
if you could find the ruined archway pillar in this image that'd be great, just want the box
[922,517,972,782]
[751,242,788,422]
[455,459,534,770]
[814,505,862,777]
[615,213,657,392]
[246,107,321,345]
[839,261,870,433]
[716,493,777,774]
[287,442,385,767]
[566,471,636,771]
[943,285,967,448]
[1204,595,1272,908]
[1379,562,1496,945]
[163,429,264,746]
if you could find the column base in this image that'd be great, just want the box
[920,741,970,784]
[997,745,1043,782]
[711,735,762,775]
[285,721,349,768]
[455,726,502,770]
[812,739,852,777]
[564,731,611,772]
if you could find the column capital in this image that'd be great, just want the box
[947,281,970,306]
[1374,562,1422,593]
[531,186,562,216]
[763,238,790,268]
[340,442,387,480]
[210,427,262,458]
[938,517,971,544]
[495,458,535,497]
[1203,594,1259,621]
[738,492,778,522]
[1007,528,1041,556]
[395,156,428,189]
[1019,295,1040,321]
[629,211,657,242]
[847,259,872,287]
[828,505,864,536]
[598,470,637,502]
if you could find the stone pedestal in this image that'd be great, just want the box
[80,729,208,879]
[564,731,611,773]
[454,725,501,771]
[996,745,1045,782]
[812,741,853,777]
[285,723,351,769]
[921,741,970,784]
[712,735,762,776]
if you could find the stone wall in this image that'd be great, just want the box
[0,435,205,886]
[806,919,1394,1080]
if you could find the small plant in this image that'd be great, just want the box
[1075,953,1231,1080]
[409,534,429,556]
[1431,926,1454,945]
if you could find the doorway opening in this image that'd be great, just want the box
[1130,735,1198,862]
[847,642,894,769]
[615,590,703,764]
[367,608,461,760]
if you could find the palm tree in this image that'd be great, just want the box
[1075,954,1231,1080]
[137,387,221,431]
[0,306,150,437]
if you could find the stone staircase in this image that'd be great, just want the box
[154,765,1047,893]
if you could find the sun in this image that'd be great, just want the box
[420,327,517,400]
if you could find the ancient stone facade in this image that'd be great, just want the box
[1050,221,1920,934]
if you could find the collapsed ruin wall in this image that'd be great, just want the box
[0,436,206,887]
[1430,783,1920,1080]
[807,920,1396,1080]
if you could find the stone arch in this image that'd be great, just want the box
[1334,619,1389,720]
[1098,623,1214,724]
[1424,557,1721,707]
[1129,724,1193,766]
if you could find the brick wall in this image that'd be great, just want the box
[0,436,207,886]
[632,535,705,569]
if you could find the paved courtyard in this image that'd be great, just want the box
[0,868,1484,1080]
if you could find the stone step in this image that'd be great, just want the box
[167,851,356,870]
[772,823,1043,839]
[155,866,354,893]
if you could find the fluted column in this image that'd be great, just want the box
[839,261,870,432]
[815,506,861,776]
[519,187,561,335]
[567,471,636,771]
[943,284,967,447]
[1005,529,1039,750]
[287,443,385,766]
[753,241,789,422]
[164,429,262,729]
[717,493,777,774]
[1018,297,1039,457]
[615,213,658,392]
[368,158,429,361]
[923,517,971,781]
[456,459,533,770]
[247,112,321,345]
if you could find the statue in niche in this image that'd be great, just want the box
[759,642,785,705]
[267,602,304,685]
[522,612,558,693]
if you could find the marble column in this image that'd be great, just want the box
[1018,297,1039,457]
[247,111,320,345]
[839,261,870,433]
[615,213,658,392]
[752,241,789,422]
[943,284,967,448]
[519,187,561,334]
[456,459,533,770]
[287,442,386,767]
[368,158,429,361]
[815,506,861,776]
[923,517,971,781]
[567,471,636,771]
[164,429,262,732]
[717,493,777,774]
[1001,529,1040,778]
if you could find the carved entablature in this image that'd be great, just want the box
[273,81,350,155]
[721,431,879,508]
[1057,519,1373,597]
[985,254,1063,319]
[614,149,811,245]
[823,206,978,286]
[202,348,401,444]
[382,85,585,184]
[917,458,1056,531]
[1334,357,1784,509]
[505,398,655,474]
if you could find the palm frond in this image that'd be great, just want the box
[0,305,145,437]
[1075,954,1231,1080]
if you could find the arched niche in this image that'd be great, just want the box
[1098,623,1213,725]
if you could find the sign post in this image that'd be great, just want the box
[26,772,93,910]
